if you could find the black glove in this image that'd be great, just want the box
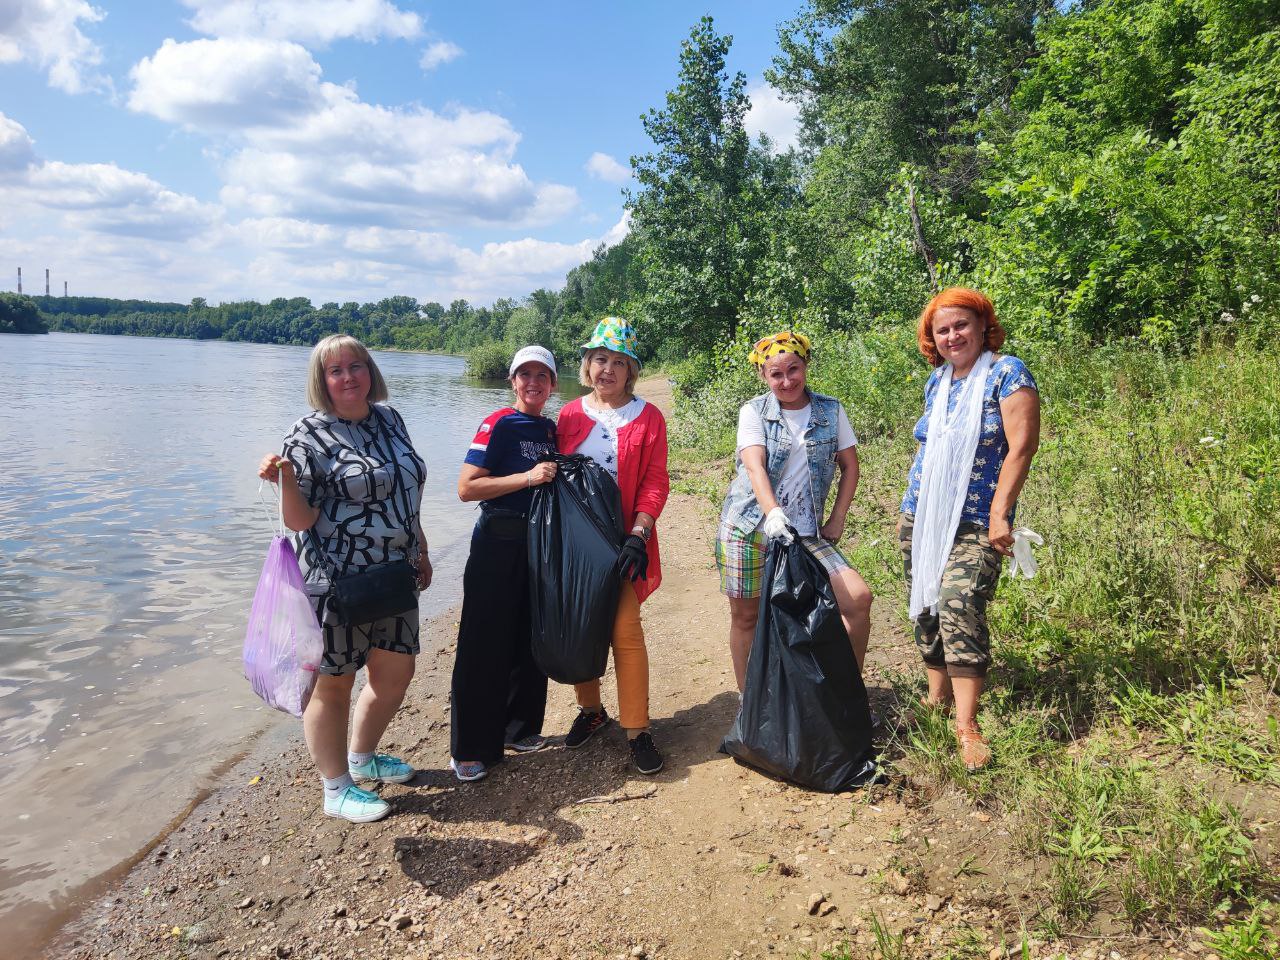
[617,534,649,582]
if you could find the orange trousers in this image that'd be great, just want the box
[574,582,649,730]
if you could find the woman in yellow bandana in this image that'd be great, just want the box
[716,332,873,691]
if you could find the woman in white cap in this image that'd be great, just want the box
[449,346,560,781]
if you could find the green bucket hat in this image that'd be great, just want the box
[580,316,641,365]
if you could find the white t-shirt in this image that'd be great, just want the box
[578,397,647,480]
[736,401,857,537]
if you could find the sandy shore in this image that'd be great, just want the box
[43,378,1213,960]
[52,491,924,960]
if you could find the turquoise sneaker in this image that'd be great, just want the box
[349,753,416,784]
[323,784,390,823]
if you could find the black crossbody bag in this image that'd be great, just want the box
[307,531,418,626]
[305,408,419,626]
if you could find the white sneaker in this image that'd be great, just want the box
[323,784,391,823]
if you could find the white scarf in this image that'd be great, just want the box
[909,350,994,619]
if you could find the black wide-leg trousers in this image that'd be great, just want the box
[449,522,548,764]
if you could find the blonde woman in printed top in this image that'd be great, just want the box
[257,334,429,824]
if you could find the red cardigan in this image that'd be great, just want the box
[556,397,670,604]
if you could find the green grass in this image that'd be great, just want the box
[672,335,1280,937]
[1113,679,1280,783]
[867,912,907,960]
[1202,906,1280,960]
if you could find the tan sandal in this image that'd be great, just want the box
[955,726,992,771]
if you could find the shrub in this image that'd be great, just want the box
[464,340,512,380]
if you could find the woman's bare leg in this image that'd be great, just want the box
[303,672,356,779]
[727,597,760,692]
[829,567,872,671]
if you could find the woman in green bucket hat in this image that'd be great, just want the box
[553,317,671,774]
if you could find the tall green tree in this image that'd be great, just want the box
[772,0,1054,207]
[629,16,796,357]
[971,0,1280,341]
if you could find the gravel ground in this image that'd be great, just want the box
[46,379,1233,960]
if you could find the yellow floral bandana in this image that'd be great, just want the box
[749,331,811,367]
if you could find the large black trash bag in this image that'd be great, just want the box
[721,534,879,791]
[528,454,626,684]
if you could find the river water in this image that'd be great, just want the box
[0,332,570,951]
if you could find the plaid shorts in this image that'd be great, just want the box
[716,529,852,599]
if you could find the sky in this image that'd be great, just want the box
[0,1,803,307]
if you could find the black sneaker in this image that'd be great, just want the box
[564,708,611,749]
[628,731,663,775]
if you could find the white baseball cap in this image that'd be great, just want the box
[508,345,557,379]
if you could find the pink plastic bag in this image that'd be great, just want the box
[242,535,324,717]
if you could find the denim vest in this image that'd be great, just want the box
[718,390,843,538]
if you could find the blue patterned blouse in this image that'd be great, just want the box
[900,354,1038,525]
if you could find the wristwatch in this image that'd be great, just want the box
[630,525,651,543]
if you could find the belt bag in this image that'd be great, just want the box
[307,529,418,627]
[329,560,418,626]
[479,507,528,540]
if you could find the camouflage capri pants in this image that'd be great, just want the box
[898,513,1002,678]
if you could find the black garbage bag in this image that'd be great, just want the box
[528,454,626,684]
[720,533,879,791]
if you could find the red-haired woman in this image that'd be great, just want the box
[898,288,1040,770]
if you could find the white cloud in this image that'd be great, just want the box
[584,151,630,184]
[0,113,220,242]
[601,209,632,247]
[419,39,462,71]
[0,0,106,94]
[745,80,800,153]
[129,38,325,129]
[182,0,422,45]
[0,114,37,174]
[218,212,630,303]
[0,109,628,305]
[128,38,578,230]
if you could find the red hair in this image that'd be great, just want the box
[916,287,1006,366]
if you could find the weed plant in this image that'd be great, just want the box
[672,333,1279,935]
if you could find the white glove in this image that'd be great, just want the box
[1008,527,1044,579]
[762,507,794,543]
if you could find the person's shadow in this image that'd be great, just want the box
[389,690,743,899]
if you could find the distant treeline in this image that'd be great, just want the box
[21,235,638,369]
[1,292,49,334]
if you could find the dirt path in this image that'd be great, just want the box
[48,379,1172,960]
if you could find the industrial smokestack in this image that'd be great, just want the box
[64,281,68,297]
[16,267,20,294]
[45,268,50,296]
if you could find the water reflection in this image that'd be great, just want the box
[0,332,569,948]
